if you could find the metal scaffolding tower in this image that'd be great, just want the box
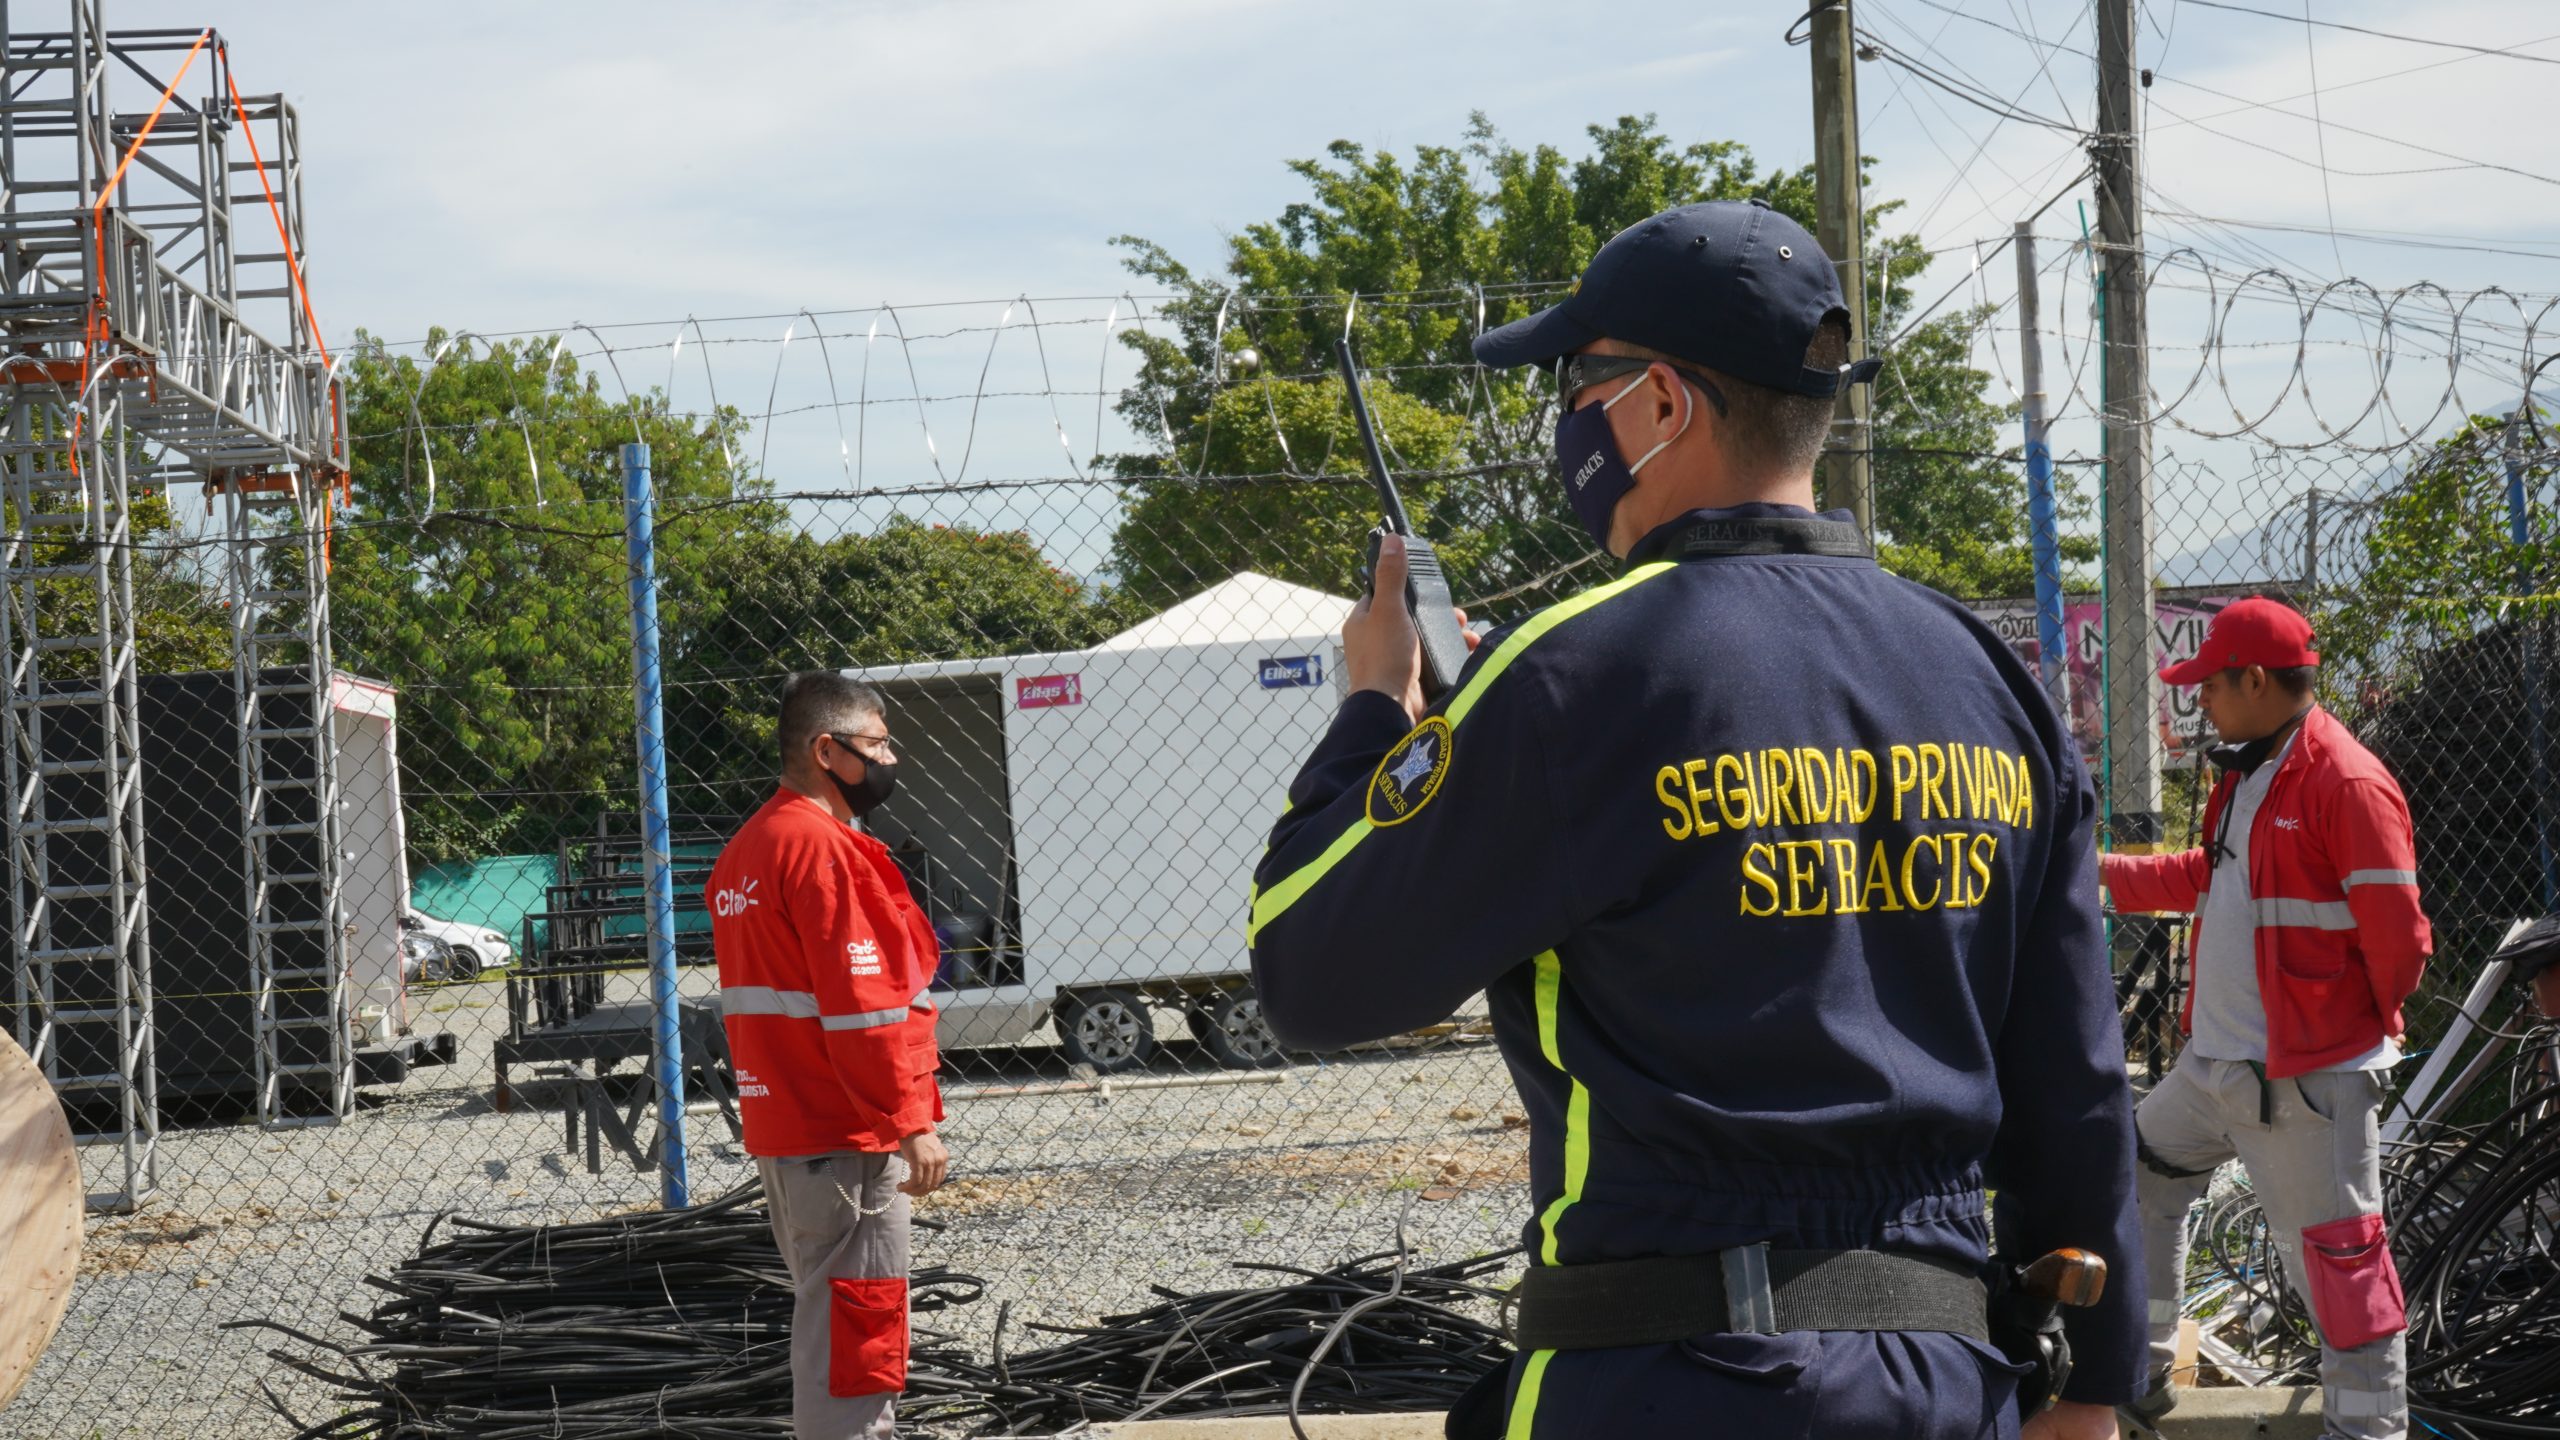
[0,3,345,1201]
[223,466,347,1127]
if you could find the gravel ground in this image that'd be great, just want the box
[7,974,1529,1440]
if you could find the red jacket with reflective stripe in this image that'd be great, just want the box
[2101,707,2432,1079]
[707,788,943,1155]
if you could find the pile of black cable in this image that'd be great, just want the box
[236,1180,1518,1439]
[2178,1028,2560,1438]
[2393,1065,2560,1436]
[229,1182,985,1440]
[905,1243,1518,1435]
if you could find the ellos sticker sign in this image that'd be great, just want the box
[1016,673,1083,709]
[1258,655,1324,689]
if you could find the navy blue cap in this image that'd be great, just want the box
[1474,199,1883,397]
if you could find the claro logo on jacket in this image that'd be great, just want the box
[847,939,883,976]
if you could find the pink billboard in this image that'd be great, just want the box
[1969,596,2240,762]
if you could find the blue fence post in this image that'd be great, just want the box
[623,440,689,1208]
[2505,412,2559,911]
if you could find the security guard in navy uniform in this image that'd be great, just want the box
[1248,201,2145,1439]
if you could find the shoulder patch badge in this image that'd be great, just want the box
[1367,715,1454,827]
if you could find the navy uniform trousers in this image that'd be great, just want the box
[1495,1329,2025,1439]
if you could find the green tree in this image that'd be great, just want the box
[2314,415,2554,1017]
[1107,114,2058,610]
[330,331,765,861]
[2320,417,2548,685]
[130,487,234,675]
[3,454,231,681]
[1107,376,1470,607]
[668,517,1130,815]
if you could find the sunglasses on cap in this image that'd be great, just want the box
[1555,353,1730,417]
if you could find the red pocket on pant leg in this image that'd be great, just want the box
[2299,1213,2406,1350]
[827,1277,909,1396]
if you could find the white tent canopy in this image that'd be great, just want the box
[1095,572,1353,652]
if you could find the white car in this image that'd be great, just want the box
[401,911,514,978]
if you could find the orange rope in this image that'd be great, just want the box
[222,51,342,570]
[221,59,329,374]
[71,29,212,479]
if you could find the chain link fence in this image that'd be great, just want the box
[11,273,2559,1436]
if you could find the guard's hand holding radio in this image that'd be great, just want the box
[1338,336,1469,702]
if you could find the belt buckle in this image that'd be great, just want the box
[1721,1243,1778,1335]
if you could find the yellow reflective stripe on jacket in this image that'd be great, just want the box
[1246,562,1679,944]
[1506,1348,1556,1439]
[1530,949,1591,1266]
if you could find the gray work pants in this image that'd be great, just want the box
[759,1151,911,1440]
[2135,1054,2406,1440]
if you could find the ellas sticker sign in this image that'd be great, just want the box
[1016,673,1083,709]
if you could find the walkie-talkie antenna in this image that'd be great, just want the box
[1337,337,1413,536]
[1335,335,1470,700]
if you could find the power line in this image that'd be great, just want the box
[2004,0,2086,130]
[1850,26,2082,133]
[2295,0,2381,403]
[1865,1,2091,238]
[2298,0,2351,283]
[2178,0,2560,67]
[2150,27,2560,130]
[2146,70,2560,192]
[1863,0,1972,131]
[2141,93,2560,191]
[1882,166,2093,350]
[2141,208,2560,265]
[1894,0,2560,194]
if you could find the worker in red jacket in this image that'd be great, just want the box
[2101,598,2429,1440]
[707,671,949,1439]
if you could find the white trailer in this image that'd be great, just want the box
[330,674,426,1047]
[845,573,1350,1071]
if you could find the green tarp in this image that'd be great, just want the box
[413,843,723,951]
[410,853,563,950]
[597,840,719,941]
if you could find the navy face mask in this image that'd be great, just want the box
[1553,370,1692,548]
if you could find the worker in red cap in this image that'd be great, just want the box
[2101,597,2430,1440]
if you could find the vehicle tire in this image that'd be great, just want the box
[450,947,484,979]
[1190,987,1287,1070]
[1055,988,1155,1073]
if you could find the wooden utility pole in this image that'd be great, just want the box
[1809,0,1872,536]
[2014,223,2067,712]
[2096,0,2160,847]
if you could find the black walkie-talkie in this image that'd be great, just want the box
[1337,336,1469,701]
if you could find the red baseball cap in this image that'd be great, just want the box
[2160,597,2320,686]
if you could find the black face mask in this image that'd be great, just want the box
[2204,709,2308,779]
[2203,710,2306,870]
[824,754,899,818]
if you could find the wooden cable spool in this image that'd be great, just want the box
[0,1027,80,1411]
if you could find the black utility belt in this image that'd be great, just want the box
[1510,1245,1991,1350]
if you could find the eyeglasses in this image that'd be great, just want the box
[826,730,895,759]
[1556,353,1730,417]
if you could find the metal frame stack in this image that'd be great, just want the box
[218,86,348,1128]
[0,2,345,1204]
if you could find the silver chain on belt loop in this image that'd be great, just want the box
[820,1154,908,1218]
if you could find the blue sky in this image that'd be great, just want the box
[102,1,2550,338]
[102,0,2560,573]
